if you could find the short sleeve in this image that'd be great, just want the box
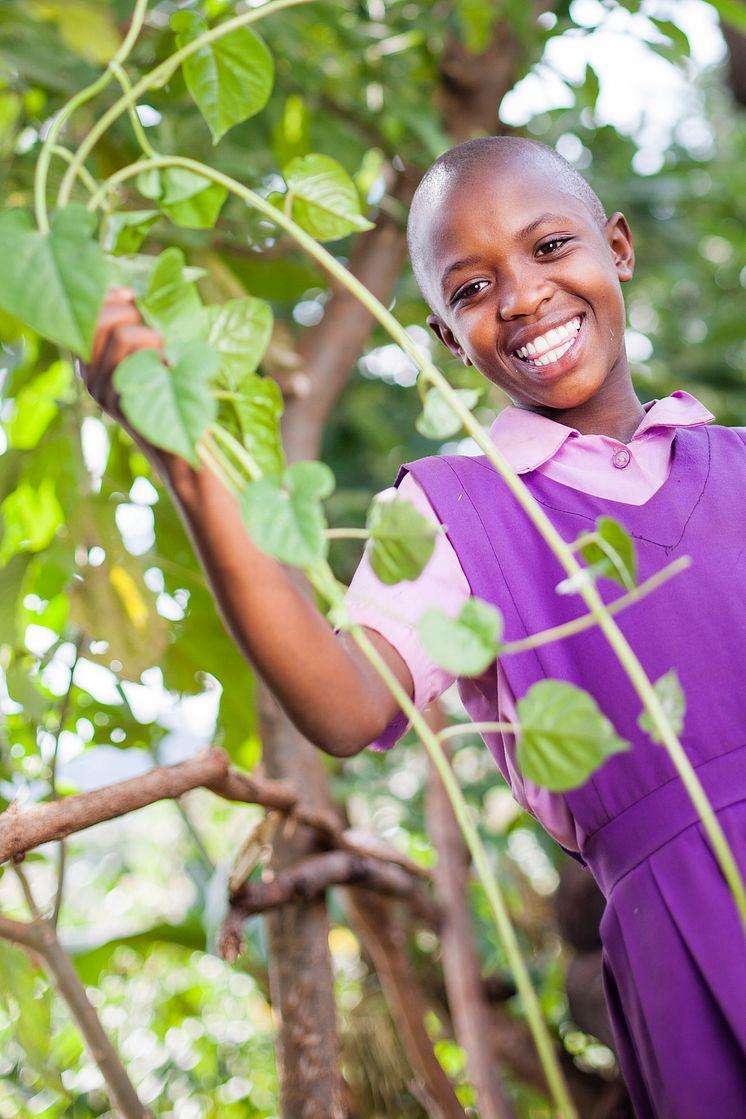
[344,473,471,749]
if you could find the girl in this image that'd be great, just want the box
[85,137,746,1118]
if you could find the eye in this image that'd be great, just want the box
[537,237,571,257]
[452,279,488,306]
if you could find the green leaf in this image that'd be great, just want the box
[139,247,205,342]
[415,387,480,440]
[114,340,218,468]
[418,597,502,676]
[578,516,637,590]
[0,204,106,358]
[137,167,227,230]
[283,154,374,242]
[104,209,159,254]
[516,679,629,792]
[241,461,335,567]
[226,372,285,477]
[7,359,72,449]
[172,10,274,144]
[0,941,62,1092]
[106,252,206,298]
[638,669,686,743]
[0,478,64,565]
[205,296,273,383]
[366,497,437,585]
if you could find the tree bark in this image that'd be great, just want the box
[426,711,515,1119]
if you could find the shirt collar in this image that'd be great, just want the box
[488,390,715,474]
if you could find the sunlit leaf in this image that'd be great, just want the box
[139,247,206,342]
[366,497,437,585]
[226,371,285,477]
[241,461,335,567]
[283,154,374,241]
[205,296,273,383]
[0,478,64,564]
[0,204,106,358]
[415,387,480,440]
[172,10,274,144]
[7,359,72,449]
[114,340,218,468]
[418,597,502,676]
[516,679,629,791]
[638,668,686,743]
[27,0,121,65]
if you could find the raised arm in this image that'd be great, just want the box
[81,289,413,757]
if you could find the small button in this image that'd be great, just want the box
[612,448,631,469]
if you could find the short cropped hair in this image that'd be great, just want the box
[407,136,608,307]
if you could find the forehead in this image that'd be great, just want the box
[415,156,599,299]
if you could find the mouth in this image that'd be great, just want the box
[512,315,584,372]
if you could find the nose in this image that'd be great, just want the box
[497,265,554,321]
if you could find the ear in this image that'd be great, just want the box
[427,314,472,365]
[605,212,635,283]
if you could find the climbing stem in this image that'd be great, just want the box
[207,423,261,483]
[500,556,690,654]
[58,0,317,208]
[85,152,746,935]
[348,625,579,1119]
[33,0,149,229]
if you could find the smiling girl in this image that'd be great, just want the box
[84,136,746,1118]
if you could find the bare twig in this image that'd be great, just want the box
[0,914,151,1119]
[0,748,426,879]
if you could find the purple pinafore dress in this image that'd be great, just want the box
[401,425,746,1119]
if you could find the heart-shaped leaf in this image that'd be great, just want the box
[226,372,285,478]
[137,167,227,229]
[283,154,374,242]
[579,516,637,590]
[114,340,218,468]
[418,597,502,676]
[171,10,274,144]
[103,209,159,255]
[205,297,273,383]
[638,669,686,743]
[366,497,437,585]
[138,247,205,342]
[415,387,480,441]
[516,679,629,791]
[240,461,335,567]
[0,205,107,358]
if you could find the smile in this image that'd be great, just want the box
[514,316,582,367]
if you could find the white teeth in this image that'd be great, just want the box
[516,317,581,363]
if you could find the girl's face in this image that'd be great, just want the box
[422,159,635,415]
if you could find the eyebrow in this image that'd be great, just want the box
[439,212,575,294]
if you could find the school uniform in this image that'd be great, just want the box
[346,391,746,1118]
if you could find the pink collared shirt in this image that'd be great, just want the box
[345,391,715,851]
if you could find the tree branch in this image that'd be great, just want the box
[0,914,151,1119]
[0,748,425,880]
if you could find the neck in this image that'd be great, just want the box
[521,375,646,443]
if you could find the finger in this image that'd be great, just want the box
[90,302,143,369]
[98,323,163,388]
[103,287,136,305]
